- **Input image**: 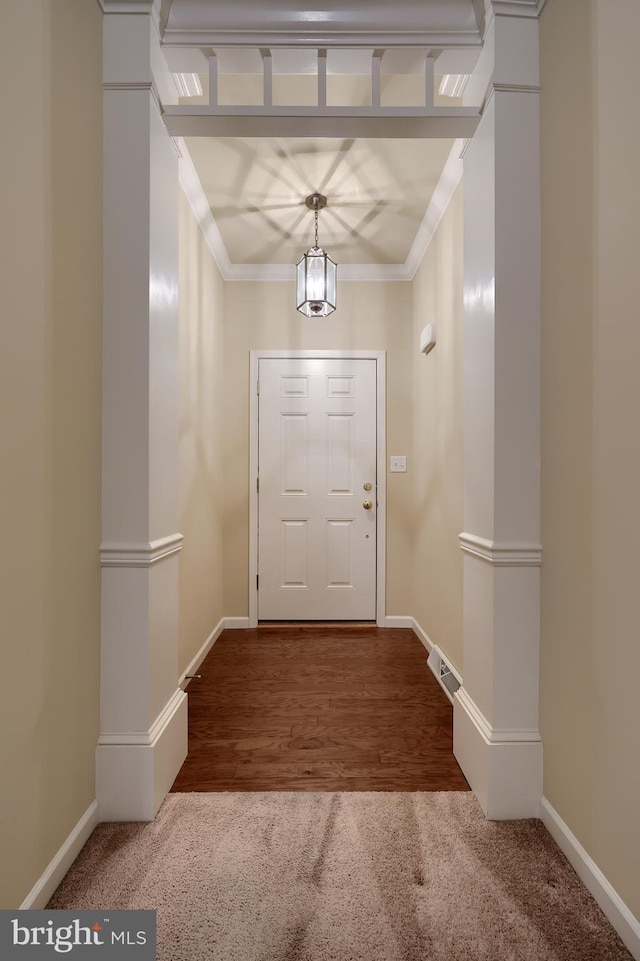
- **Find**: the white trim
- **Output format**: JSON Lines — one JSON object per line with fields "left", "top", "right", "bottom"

{"left": 162, "top": 30, "right": 483, "bottom": 49}
{"left": 224, "top": 617, "right": 251, "bottom": 629}
{"left": 99, "top": 532, "right": 184, "bottom": 567}
{"left": 178, "top": 139, "right": 232, "bottom": 277}
{"left": 491, "top": 0, "right": 542, "bottom": 17}
{"left": 456, "top": 687, "right": 541, "bottom": 743}
{"left": 405, "top": 139, "right": 465, "bottom": 279}
{"left": 180, "top": 143, "right": 410, "bottom": 284}
{"left": 180, "top": 618, "right": 225, "bottom": 689}
{"left": 410, "top": 618, "right": 434, "bottom": 653}
{"left": 249, "top": 350, "right": 386, "bottom": 629}
{"left": 98, "top": 688, "right": 185, "bottom": 746}
{"left": 454, "top": 690, "right": 542, "bottom": 819}
{"left": 492, "top": 82, "right": 541, "bottom": 94}
{"left": 102, "top": 81, "right": 154, "bottom": 91}
{"left": 96, "top": 691, "right": 187, "bottom": 821}
{"left": 98, "top": 0, "right": 154, "bottom": 11}
{"left": 539, "top": 798, "right": 640, "bottom": 961}
{"left": 384, "top": 616, "right": 414, "bottom": 629}
{"left": 163, "top": 109, "right": 478, "bottom": 147}
{"left": 459, "top": 531, "right": 542, "bottom": 566}
{"left": 176, "top": 136, "right": 464, "bottom": 284}
{"left": 20, "top": 801, "right": 99, "bottom": 909}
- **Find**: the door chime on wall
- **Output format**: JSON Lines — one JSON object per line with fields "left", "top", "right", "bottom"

{"left": 296, "top": 193, "right": 337, "bottom": 317}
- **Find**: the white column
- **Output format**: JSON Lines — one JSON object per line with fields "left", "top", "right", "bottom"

{"left": 455, "top": 7, "right": 543, "bottom": 818}
{"left": 97, "top": 7, "right": 186, "bottom": 820}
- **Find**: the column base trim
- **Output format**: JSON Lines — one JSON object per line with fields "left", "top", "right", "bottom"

{"left": 454, "top": 688, "right": 542, "bottom": 819}
{"left": 96, "top": 690, "right": 187, "bottom": 821}
{"left": 540, "top": 797, "right": 640, "bottom": 961}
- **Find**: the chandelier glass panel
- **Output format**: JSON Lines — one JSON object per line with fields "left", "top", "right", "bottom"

{"left": 296, "top": 193, "right": 337, "bottom": 317}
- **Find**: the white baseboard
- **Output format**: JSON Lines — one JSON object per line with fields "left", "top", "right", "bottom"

{"left": 453, "top": 689, "right": 542, "bottom": 819}
{"left": 409, "top": 617, "right": 434, "bottom": 652}
{"left": 96, "top": 689, "right": 187, "bottom": 821}
{"left": 224, "top": 617, "right": 250, "bottom": 629}
{"left": 539, "top": 797, "right": 640, "bottom": 961}
{"left": 180, "top": 618, "right": 225, "bottom": 689}
{"left": 384, "top": 615, "right": 414, "bottom": 629}
{"left": 20, "top": 800, "right": 99, "bottom": 909}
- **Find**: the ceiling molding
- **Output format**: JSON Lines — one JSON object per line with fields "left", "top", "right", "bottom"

{"left": 177, "top": 137, "right": 462, "bottom": 284}
{"left": 490, "top": 0, "right": 543, "bottom": 17}
{"left": 178, "top": 140, "right": 413, "bottom": 284}
{"left": 177, "top": 138, "right": 233, "bottom": 278}
{"left": 98, "top": 0, "right": 155, "bottom": 12}
{"left": 472, "top": 0, "right": 488, "bottom": 35}
{"left": 405, "top": 138, "right": 464, "bottom": 280}
{"left": 476, "top": 0, "right": 544, "bottom": 37}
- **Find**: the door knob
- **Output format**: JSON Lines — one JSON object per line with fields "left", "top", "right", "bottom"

{"left": 363, "top": 500, "right": 373, "bottom": 510}
{"left": 363, "top": 482, "right": 372, "bottom": 491}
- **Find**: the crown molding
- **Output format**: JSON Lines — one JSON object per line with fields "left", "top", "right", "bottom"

{"left": 178, "top": 137, "right": 461, "bottom": 284}
{"left": 490, "top": 0, "right": 542, "bottom": 16}
{"left": 476, "top": 0, "right": 546, "bottom": 38}
{"left": 177, "top": 138, "right": 233, "bottom": 277}
{"left": 405, "top": 138, "right": 464, "bottom": 280}
{"left": 98, "top": 0, "right": 155, "bottom": 11}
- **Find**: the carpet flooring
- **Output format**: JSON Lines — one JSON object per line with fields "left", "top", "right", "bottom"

{"left": 49, "top": 792, "right": 633, "bottom": 961}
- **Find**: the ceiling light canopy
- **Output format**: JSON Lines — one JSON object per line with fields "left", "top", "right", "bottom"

{"left": 296, "top": 193, "right": 337, "bottom": 318}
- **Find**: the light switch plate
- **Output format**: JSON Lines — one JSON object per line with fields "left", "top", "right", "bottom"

{"left": 390, "top": 455, "right": 407, "bottom": 472}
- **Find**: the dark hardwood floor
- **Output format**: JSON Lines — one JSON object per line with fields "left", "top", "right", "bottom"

{"left": 170, "top": 624, "right": 470, "bottom": 792}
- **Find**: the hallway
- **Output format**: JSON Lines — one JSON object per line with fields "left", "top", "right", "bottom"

{"left": 171, "top": 626, "right": 470, "bottom": 792}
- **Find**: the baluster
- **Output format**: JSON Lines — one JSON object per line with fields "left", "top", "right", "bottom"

{"left": 208, "top": 50, "right": 218, "bottom": 107}
{"left": 317, "top": 49, "right": 327, "bottom": 107}
{"left": 260, "top": 48, "right": 273, "bottom": 107}
{"left": 424, "top": 51, "right": 435, "bottom": 107}
{"left": 372, "top": 50, "right": 384, "bottom": 108}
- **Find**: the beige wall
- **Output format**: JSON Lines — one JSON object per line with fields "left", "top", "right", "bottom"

{"left": 222, "top": 282, "right": 414, "bottom": 617}
{"left": 178, "top": 193, "right": 226, "bottom": 673}
{"left": 411, "top": 187, "right": 464, "bottom": 673}
{"left": 0, "top": 1, "right": 102, "bottom": 908}
{"left": 540, "top": 0, "right": 640, "bottom": 920}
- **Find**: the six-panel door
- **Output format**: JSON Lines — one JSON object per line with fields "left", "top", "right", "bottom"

{"left": 258, "top": 357, "right": 377, "bottom": 620}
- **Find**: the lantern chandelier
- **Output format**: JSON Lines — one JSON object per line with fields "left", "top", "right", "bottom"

{"left": 296, "top": 193, "right": 337, "bottom": 317}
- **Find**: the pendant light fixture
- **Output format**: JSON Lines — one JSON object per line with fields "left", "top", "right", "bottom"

{"left": 296, "top": 193, "right": 337, "bottom": 317}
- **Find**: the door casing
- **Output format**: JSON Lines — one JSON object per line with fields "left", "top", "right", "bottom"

{"left": 249, "top": 349, "right": 386, "bottom": 628}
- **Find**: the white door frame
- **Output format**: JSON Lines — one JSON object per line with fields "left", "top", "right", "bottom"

{"left": 249, "top": 349, "right": 387, "bottom": 628}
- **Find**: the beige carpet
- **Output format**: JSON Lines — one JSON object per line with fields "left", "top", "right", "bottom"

{"left": 49, "top": 792, "right": 632, "bottom": 961}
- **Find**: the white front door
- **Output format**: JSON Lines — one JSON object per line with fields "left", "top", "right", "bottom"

{"left": 258, "top": 357, "right": 378, "bottom": 620}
